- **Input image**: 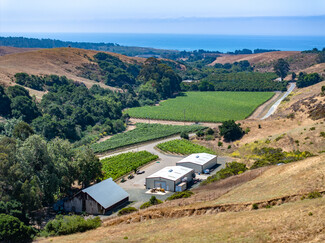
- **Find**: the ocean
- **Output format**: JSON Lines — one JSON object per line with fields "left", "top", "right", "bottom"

{"left": 2, "top": 33, "right": 325, "bottom": 52}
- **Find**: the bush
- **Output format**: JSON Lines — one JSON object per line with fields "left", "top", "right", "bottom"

{"left": 0, "top": 214, "right": 35, "bottom": 243}
{"left": 320, "top": 132, "right": 325, "bottom": 138}
{"left": 140, "top": 196, "right": 162, "bottom": 209}
{"left": 252, "top": 204, "right": 258, "bottom": 210}
{"left": 42, "top": 215, "right": 101, "bottom": 236}
{"left": 205, "top": 128, "right": 214, "bottom": 135}
{"left": 202, "top": 162, "right": 247, "bottom": 185}
{"left": 180, "top": 131, "right": 189, "bottom": 140}
{"left": 218, "top": 141, "right": 223, "bottom": 147}
{"left": 118, "top": 207, "right": 138, "bottom": 216}
{"left": 307, "top": 191, "right": 322, "bottom": 199}
{"left": 165, "top": 191, "right": 194, "bottom": 201}
{"left": 196, "top": 130, "right": 204, "bottom": 137}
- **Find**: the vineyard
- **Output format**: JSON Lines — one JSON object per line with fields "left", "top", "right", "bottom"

{"left": 156, "top": 139, "right": 215, "bottom": 155}
{"left": 125, "top": 91, "right": 274, "bottom": 122}
{"left": 101, "top": 151, "right": 158, "bottom": 180}
{"left": 92, "top": 123, "right": 205, "bottom": 153}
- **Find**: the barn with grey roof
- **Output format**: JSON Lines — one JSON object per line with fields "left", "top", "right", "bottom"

{"left": 64, "top": 178, "right": 129, "bottom": 215}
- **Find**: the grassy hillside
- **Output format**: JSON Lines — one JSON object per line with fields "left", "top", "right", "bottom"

{"left": 0, "top": 47, "right": 144, "bottom": 98}
{"left": 126, "top": 91, "right": 274, "bottom": 122}
{"left": 40, "top": 197, "right": 325, "bottom": 242}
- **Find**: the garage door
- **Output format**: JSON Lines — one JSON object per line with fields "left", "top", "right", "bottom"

{"left": 154, "top": 181, "right": 167, "bottom": 190}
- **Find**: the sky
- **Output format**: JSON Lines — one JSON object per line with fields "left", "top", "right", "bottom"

{"left": 1, "top": 0, "right": 325, "bottom": 35}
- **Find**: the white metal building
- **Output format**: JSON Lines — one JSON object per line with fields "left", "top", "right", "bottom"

{"left": 176, "top": 153, "right": 217, "bottom": 173}
{"left": 146, "top": 166, "right": 194, "bottom": 192}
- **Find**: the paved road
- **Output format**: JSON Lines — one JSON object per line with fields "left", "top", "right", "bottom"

{"left": 261, "top": 82, "right": 296, "bottom": 120}
{"left": 99, "top": 135, "right": 233, "bottom": 206}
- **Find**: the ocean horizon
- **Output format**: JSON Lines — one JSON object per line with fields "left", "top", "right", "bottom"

{"left": 2, "top": 33, "right": 325, "bottom": 52}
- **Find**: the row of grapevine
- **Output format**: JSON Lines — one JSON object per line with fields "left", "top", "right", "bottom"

{"left": 156, "top": 139, "right": 215, "bottom": 155}
{"left": 92, "top": 123, "right": 205, "bottom": 153}
{"left": 101, "top": 151, "right": 159, "bottom": 180}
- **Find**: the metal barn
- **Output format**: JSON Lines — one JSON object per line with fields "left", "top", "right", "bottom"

{"left": 145, "top": 166, "right": 194, "bottom": 192}
{"left": 176, "top": 153, "right": 217, "bottom": 173}
{"left": 64, "top": 178, "right": 129, "bottom": 215}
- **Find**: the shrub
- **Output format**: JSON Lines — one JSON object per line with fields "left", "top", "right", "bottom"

{"left": 118, "top": 207, "right": 138, "bottom": 216}
{"left": 0, "top": 214, "right": 35, "bottom": 243}
{"left": 218, "top": 141, "right": 223, "bottom": 147}
{"left": 227, "top": 145, "right": 231, "bottom": 149}
{"left": 205, "top": 128, "right": 214, "bottom": 135}
{"left": 307, "top": 191, "right": 322, "bottom": 199}
{"left": 310, "top": 127, "right": 316, "bottom": 131}
{"left": 140, "top": 196, "right": 162, "bottom": 209}
{"left": 202, "top": 162, "right": 247, "bottom": 185}
{"left": 205, "top": 135, "right": 214, "bottom": 141}
{"left": 180, "top": 131, "right": 189, "bottom": 140}
{"left": 287, "top": 113, "right": 295, "bottom": 119}
{"left": 252, "top": 204, "right": 258, "bottom": 210}
{"left": 320, "top": 132, "right": 325, "bottom": 138}
{"left": 196, "top": 130, "right": 204, "bottom": 137}
{"left": 42, "top": 215, "right": 101, "bottom": 236}
{"left": 166, "top": 191, "right": 194, "bottom": 201}
{"left": 244, "top": 127, "right": 250, "bottom": 134}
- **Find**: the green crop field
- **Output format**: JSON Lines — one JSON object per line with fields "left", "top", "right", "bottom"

{"left": 125, "top": 91, "right": 274, "bottom": 122}
{"left": 156, "top": 139, "right": 215, "bottom": 155}
{"left": 92, "top": 123, "right": 205, "bottom": 153}
{"left": 101, "top": 151, "right": 158, "bottom": 180}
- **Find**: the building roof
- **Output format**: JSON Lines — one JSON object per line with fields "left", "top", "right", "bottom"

{"left": 82, "top": 178, "right": 129, "bottom": 209}
{"left": 147, "top": 166, "right": 193, "bottom": 181}
{"left": 177, "top": 153, "right": 216, "bottom": 166}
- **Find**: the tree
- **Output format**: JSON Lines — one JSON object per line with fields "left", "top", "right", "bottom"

{"left": 13, "top": 122, "right": 34, "bottom": 141}
{"left": 0, "top": 214, "right": 35, "bottom": 243}
{"left": 0, "top": 85, "right": 11, "bottom": 116}
{"left": 180, "top": 131, "right": 189, "bottom": 140}
{"left": 291, "top": 72, "right": 296, "bottom": 81}
{"left": 10, "top": 96, "right": 40, "bottom": 123}
{"left": 219, "top": 120, "right": 244, "bottom": 141}
{"left": 273, "top": 58, "right": 290, "bottom": 79}
{"left": 75, "top": 147, "right": 102, "bottom": 188}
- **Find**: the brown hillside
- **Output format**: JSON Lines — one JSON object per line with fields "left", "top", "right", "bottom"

{"left": 210, "top": 51, "right": 317, "bottom": 73}
{"left": 0, "top": 46, "right": 41, "bottom": 56}
{"left": 210, "top": 51, "right": 299, "bottom": 65}
{"left": 0, "top": 47, "right": 145, "bottom": 98}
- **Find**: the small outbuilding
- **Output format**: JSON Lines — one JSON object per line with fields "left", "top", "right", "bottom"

{"left": 64, "top": 178, "right": 129, "bottom": 215}
{"left": 146, "top": 166, "right": 194, "bottom": 192}
{"left": 176, "top": 153, "right": 217, "bottom": 173}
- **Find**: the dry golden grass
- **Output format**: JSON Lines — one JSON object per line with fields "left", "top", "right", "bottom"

{"left": 210, "top": 51, "right": 299, "bottom": 66}
{"left": 215, "top": 155, "right": 325, "bottom": 204}
{"left": 0, "top": 46, "right": 41, "bottom": 56}
{"left": 0, "top": 47, "right": 145, "bottom": 98}
{"left": 38, "top": 197, "right": 325, "bottom": 243}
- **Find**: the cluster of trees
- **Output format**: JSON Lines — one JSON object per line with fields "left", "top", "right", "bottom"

{"left": 0, "top": 134, "right": 102, "bottom": 241}
{"left": 296, "top": 72, "right": 323, "bottom": 88}
{"left": 273, "top": 58, "right": 290, "bottom": 79}
{"left": 14, "top": 73, "right": 70, "bottom": 91}
{"left": 0, "top": 85, "right": 40, "bottom": 123}
{"left": 137, "top": 57, "right": 182, "bottom": 103}
{"left": 227, "top": 48, "right": 279, "bottom": 55}
{"left": 214, "top": 60, "right": 253, "bottom": 72}
{"left": 93, "top": 52, "right": 140, "bottom": 87}
{"left": 0, "top": 82, "right": 129, "bottom": 142}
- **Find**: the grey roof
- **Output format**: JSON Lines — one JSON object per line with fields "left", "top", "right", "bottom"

{"left": 82, "top": 178, "right": 129, "bottom": 209}
{"left": 177, "top": 153, "right": 216, "bottom": 166}
{"left": 147, "top": 166, "right": 194, "bottom": 181}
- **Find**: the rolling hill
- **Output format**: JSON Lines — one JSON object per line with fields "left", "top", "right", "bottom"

{"left": 210, "top": 51, "right": 318, "bottom": 73}
{"left": 0, "top": 47, "right": 145, "bottom": 98}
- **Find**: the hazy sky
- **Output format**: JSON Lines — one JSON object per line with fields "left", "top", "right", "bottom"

{"left": 1, "top": 0, "right": 325, "bottom": 34}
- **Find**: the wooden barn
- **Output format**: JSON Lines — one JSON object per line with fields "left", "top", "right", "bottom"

{"left": 64, "top": 178, "right": 129, "bottom": 215}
